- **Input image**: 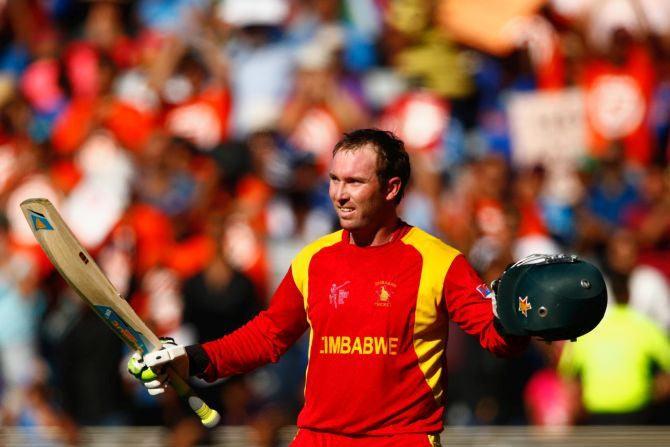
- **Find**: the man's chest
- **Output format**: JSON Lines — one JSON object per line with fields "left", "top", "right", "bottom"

{"left": 305, "top": 250, "right": 425, "bottom": 335}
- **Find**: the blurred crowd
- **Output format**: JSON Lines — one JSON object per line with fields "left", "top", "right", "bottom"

{"left": 1, "top": 0, "right": 670, "bottom": 445}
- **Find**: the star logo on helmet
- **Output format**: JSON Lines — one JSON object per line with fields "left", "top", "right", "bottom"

{"left": 518, "top": 296, "right": 532, "bottom": 317}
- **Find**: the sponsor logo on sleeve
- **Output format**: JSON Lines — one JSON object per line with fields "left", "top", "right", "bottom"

{"left": 476, "top": 283, "right": 494, "bottom": 299}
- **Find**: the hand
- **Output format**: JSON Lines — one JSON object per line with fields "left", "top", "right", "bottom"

{"left": 127, "top": 337, "right": 189, "bottom": 395}
{"left": 489, "top": 279, "right": 500, "bottom": 318}
{"left": 127, "top": 350, "right": 167, "bottom": 396}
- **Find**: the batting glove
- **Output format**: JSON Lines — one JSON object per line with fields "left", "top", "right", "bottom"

{"left": 489, "top": 279, "right": 500, "bottom": 318}
{"left": 127, "top": 337, "right": 188, "bottom": 395}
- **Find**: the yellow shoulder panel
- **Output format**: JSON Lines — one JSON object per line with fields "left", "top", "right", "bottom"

{"left": 291, "top": 230, "right": 343, "bottom": 306}
{"left": 401, "top": 227, "right": 461, "bottom": 404}
{"left": 291, "top": 230, "right": 342, "bottom": 396}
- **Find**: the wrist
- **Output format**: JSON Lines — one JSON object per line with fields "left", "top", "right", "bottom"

{"left": 493, "top": 317, "right": 509, "bottom": 337}
{"left": 185, "top": 344, "right": 212, "bottom": 376}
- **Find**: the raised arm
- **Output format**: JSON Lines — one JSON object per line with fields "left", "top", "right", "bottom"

{"left": 443, "top": 255, "right": 528, "bottom": 357}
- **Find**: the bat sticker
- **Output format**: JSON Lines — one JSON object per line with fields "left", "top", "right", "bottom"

{"left": 29, "top": 211, "right": 54, "bottom": 231}
{"left": 95, "top": 305, "right": 150, "bottom": 353}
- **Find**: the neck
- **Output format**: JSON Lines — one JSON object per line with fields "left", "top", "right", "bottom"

{"left": 348, "top": 215, "right": 402, "bottom": 247}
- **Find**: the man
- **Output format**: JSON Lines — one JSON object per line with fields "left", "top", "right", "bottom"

{"left": 559, "top": 231, "right": 670, "bottom": 424}
{"left": 130, "top": 129, "right": 528, "bottom": 446}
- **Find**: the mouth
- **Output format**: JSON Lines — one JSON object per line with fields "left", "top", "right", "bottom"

{"left": 337, "top": 206, "right": 355, "bottom": 218}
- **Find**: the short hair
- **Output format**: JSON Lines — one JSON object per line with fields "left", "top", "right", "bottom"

{"left": 332, "top": 129, "right": 411, "bottom": 204}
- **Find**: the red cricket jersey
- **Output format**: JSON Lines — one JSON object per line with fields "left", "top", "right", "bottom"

{"left": 201, "top": 224, "right": 526, "bottom": 439}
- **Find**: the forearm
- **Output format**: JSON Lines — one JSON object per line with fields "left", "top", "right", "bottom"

{"left": 188, "top": 268, "right": 308, "bottom": 381}
{"left": 486, "top": 319, "right": 530, "bottom": 357}
{"left": 186, "top": 344, "right": 211, "bottom": 376}
{"left": 186, "top": 321, "right": 285, "bottom": 381}
{"left": 198, "top": 312, "right": 305, "bottom": 380}
{"left": 444, "top": 255, "right": 529, "bottom": 357}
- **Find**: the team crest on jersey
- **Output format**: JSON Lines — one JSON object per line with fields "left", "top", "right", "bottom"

{"left": 329, "top": 281, "right": 351, "bottom": 308}
{"left": 374, "top": 280, "right": 396, "bottom": 308}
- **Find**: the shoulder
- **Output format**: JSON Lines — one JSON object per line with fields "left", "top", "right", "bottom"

{"left": 291, "top": 230, "right": 344, "bottom": 275}
{"left": 626, "top": 307, "right": 666, "bottom": 334}
{"left": 400, "top": 227, "right": 461, "bottom": 262}
{"left": 400, "top": 227, "right": 464, "bottom": 286}
{"left": 294, "top": 230, "right": 344, "bottom": 261}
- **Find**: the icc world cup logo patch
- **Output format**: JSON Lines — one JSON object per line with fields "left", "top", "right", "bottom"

{"left": 329, "top": 281, "right": 351, "bottom": 309}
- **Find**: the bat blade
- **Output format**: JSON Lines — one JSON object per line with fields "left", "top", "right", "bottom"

{"left": 20, "top": 198, "right": 158, "bottom": 354}
{"left": 20, "top": 198, "right": 220, "bottom": 427}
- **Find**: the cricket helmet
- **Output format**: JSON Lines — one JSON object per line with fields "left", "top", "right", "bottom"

{"left": 494, "top": 254, "right": 607, "bottom": 341}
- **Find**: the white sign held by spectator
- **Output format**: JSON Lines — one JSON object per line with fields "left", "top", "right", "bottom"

{"left": 508, "top": 88, "right": 586, "bottom": 167}
{"left": 508, "top": 88, "right": 586, "bottom": 204}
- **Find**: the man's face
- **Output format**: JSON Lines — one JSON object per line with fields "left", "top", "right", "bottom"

{"left": 329, "top": 145, "right": 391, "bottom": 232}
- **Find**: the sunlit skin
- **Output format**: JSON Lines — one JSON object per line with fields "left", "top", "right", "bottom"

{"left": 328, "top": 145, "right": 402, "bottom": 246}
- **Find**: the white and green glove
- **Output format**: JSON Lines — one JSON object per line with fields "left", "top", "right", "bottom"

{"left": 127, "top": 337, "right": 190, "bottom": 396}
{"left": 489, "top": 279, "right": 499, "bottom": 318}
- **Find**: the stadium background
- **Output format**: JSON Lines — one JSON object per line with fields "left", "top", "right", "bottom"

{"left": 1, "top": 0, "right": 670, "bottom": 445}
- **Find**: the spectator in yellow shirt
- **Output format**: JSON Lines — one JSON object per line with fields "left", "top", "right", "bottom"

{"left": 559, "top": 231, "right": 670, "bottom": 424}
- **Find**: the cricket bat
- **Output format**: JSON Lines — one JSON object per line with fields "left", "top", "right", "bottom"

{"left": 20, "top": 198, "right": 220, "bottom": 428}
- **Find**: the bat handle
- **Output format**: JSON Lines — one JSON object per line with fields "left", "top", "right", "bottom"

{"left": 167, "top": 368, "right": 221, "bottom": 428}
{"left": 187, "top": 395, "right": 221, "bottom": 428}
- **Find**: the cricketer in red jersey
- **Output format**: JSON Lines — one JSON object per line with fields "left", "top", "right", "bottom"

{"left": 130, "top": 129, "right": 529, "bottom": 447}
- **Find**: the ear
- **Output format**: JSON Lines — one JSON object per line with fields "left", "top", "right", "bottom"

{"left": 384, "top": 177, "right": 402, "bottom": 202}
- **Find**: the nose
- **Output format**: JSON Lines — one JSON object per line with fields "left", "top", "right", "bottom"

{"left": 331, "top": 181, "right": 350, "bottom": 204}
